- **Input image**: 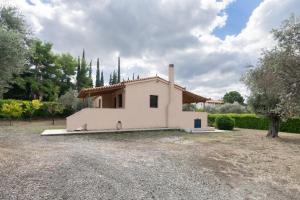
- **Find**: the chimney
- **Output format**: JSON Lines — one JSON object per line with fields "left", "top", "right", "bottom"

{"left": 168, "top": 64, "right": 174, "bottom": 84}
{"left": 167, "top": 64, "right": 174, "bottom": 128}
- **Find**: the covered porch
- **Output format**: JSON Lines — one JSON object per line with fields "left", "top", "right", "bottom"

{"left": 182, "top": 90, "right": 208, "bottom": 110}
{"left": 78, "top": 84, "right": 126, "bottom": 109}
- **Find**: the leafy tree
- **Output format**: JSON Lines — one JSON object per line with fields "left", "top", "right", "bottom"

{"left": 4, "top": 40, "right": 60, "bottom": 101}
{"left": 58, "top": 89, "right": 81, "bottom": 112}
{"left": 29, "top": 40, "right": 59, "bottom": 100}
{"left": 223, "top": 91, "right": 244, "bottom": 104}
{"left": 55, "top": 53, "right": 77, "bottom": 96}
{"left": 1, "top": 101, "right": 22, "bottom": 125}
{"left": 45, "top": 102, "right": 64, "bottom": 125}
{"left": 23, "top": 99, "right": 42, "bottom": 121}
{"left": 218, "top": 102, "right": 248, "bottom": 114}
{"left": 0, "top": 7, "right": 29, "bottom": 98}
{"left": 243, "top": 15, "right": 300, "bottom": 138}
{"left": 95, "top": 58, "right": 101, "bottom": 87}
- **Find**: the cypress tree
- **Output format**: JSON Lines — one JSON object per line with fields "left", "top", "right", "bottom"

{"left": 117, "top": 57, "right": 120, "bottom": 83}
{"left": 95, "top": 58, "right": 101, "bottom": 87}
{"left": 109, "top": 73, "right": 112, "bottom": 85}
{"left": 76, "top": 56, "right": 80, "bottom": 91}
{"left": 89, "top": 60, "right": 92, "bottom": 79}
{"left": 112, "top": 70, "right": 117, "bottom": 84}
{"left": 132, "top": 73, "right": 135, "bottom": 80}
{"left": 77, "top": 49, "right": 90, "bottom": 91}
{"left": 100, "top": 70, "right": 104, "bottom": 86}
{"left": 89, "top": 60, "right": 93, "bottom": 87}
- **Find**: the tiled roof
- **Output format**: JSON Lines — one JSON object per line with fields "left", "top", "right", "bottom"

{"left": 78, "top": 76, "right": 208, "bottom": 103}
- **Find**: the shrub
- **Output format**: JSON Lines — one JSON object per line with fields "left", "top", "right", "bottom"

{"left": 22, "top": 100, "right": 42, "bottom": 120}
{"left": 0, "top": 99, "right": 69, "bottom": 120}
{"left": 215, "top": 116, "right": 235, "bottom": 130}
{"left": 1, "top": 102, "right": 23, "bottom": 125}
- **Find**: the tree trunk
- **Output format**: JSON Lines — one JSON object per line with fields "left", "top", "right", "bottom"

{"left": 52, "top": 117, "right": 55, "bottom": 125}
{"left": 267, "top": 115, "right": 280, "bottom": 138}
{"left": 9, "top": 119, "right": 12, "bottom": 126}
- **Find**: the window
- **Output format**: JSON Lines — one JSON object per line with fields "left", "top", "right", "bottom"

{"left": 150, "top": 95, "right": 158, "bottom": 108}
{"left": 118, "top": 94, "right": 123, "bottom": 107}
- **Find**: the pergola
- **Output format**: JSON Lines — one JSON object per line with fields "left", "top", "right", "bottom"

{"left": 182, "top": 90, "right": 208, "bottom": 104}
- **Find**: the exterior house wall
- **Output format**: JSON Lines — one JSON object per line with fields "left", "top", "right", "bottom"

{"left": 67, "top": 79, "right": 210, "bottom": 131}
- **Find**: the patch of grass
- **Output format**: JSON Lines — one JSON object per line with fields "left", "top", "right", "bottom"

{"left": 0, "top": 119, "right": 66, "bottom": 134}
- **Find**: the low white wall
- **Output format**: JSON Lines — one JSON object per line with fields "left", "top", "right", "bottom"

{"left": 67, "top": 108, "right": 168, "bottom": 131}
{"left": 66, "top": 108, "right": 208, "bottom": 131}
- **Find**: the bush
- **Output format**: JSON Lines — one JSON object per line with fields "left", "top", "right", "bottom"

{"left": 1, "top": 101, "right": 23, "bottom": 125}
{"left": 215, "top": 116, "right": 235, "bottom": 130}
{"left": 0, "top": 99, "right": 67, "bottom": 120}
{"left": 22, "top": 100, "right": 42, "bottom": 120}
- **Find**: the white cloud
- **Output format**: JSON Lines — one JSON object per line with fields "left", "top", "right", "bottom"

{"left": 3, "top": 0, "right": 300, "bottom": 99}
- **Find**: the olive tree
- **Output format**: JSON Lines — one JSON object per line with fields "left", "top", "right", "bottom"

{"left": 0, "top": 7, "right": 30, "bottom": 98}
{"left": 243, "top": 15, "right": 300, "bottom": 137}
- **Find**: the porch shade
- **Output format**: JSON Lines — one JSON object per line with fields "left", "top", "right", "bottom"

{"left": 182, "top": 90, "right": 208, "bottom": 104}
{"left": 78, "top": 83, "right": 125, "bottom": 98}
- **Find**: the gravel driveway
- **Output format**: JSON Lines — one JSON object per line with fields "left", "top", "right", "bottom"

{"left": 0, "top": 121, "right": 300, "bottom": 200}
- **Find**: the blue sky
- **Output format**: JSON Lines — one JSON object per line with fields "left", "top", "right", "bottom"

{"left": 214, "top": 0, "right": 262, "bottom": 39}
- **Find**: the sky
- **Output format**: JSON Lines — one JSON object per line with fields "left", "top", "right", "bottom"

{"left": 3, "top": 0, "right": 300, "bottom": 99}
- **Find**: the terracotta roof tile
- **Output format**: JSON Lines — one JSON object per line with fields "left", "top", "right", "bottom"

{"left": 78, "top": 76, "right": 208, "bottom": 103}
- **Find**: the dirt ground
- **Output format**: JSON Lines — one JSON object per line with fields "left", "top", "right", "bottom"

{"left": 0, "top": 120, "right": 299, "bottom": 200}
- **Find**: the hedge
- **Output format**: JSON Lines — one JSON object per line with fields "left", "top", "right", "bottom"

{"left": 208, "top": 114, "right": 300, "bottom": 133}
{"left": 0, "top": 99, "right": 71, "bottom": 119}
